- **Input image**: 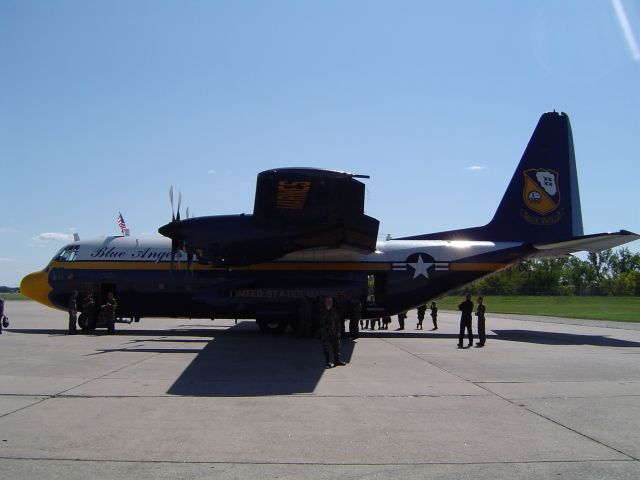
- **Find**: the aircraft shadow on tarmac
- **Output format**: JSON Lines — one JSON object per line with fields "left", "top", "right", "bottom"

{"left": 167, "top": 324, "right": 355, "bottom": 397}
{"left": 78, "top": 321, "right": 356, "bottom": 397}
{"left": 493, "top": 329, "right": 640, "bottom": 347}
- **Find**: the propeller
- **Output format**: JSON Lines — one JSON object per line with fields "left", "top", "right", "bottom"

{"left": 167, "top": 186, "right": 181, "bottom": 272}
{"left": 169, "top": 186, "right": 175, "bottom": 221}
{"left": 164, "top": 186, "right": 193, "bottom": 274}
{"left": 176, "top": 190, "right": 182, "bottom": 221}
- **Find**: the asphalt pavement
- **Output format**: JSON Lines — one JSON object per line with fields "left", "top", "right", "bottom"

{"left": 1, "top": 301, "right": 639, "bottom": 479}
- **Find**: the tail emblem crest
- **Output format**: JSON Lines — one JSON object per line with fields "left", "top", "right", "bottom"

{"left": 523, "top": 169, "right": 560, "bottom": 215}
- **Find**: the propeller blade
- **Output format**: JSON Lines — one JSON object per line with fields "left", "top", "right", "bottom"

{"left": 176, "top": 190, "right": 182, "bottom": 221}
{"left": 169, "top": 186, "right": 175, "bottom": 222}
{"left": 186, "top": 206, "right": 190, "bottom": 220}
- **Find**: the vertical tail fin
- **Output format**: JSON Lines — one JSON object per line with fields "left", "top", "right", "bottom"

{"left": 485, "top": 111, "right": 583, "bottom": 242}
{"left": 402, "top": 112, "right": 584, "bottom": 243}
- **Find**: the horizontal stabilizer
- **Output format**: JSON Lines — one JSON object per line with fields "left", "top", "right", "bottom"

{"left": 532, "top": 230, "right": 640, "bottom": 257}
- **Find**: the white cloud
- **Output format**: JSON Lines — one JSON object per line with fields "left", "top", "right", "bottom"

{"left": 612, "top": 0, "right": 640, "bottom": 61}
{"left": 0, "top": 257, "right": 15, "bottom": 262}
{"left": 467, "top": 165, "right": 485, "bottom": 171}
{"left": 31, "top": 232, "right": 74, "bottom": 246}
{"left": 208, "top": 169, "right": 217, "bottom": 175}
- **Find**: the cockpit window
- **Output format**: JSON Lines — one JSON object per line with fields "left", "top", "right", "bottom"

{"left": 55, "top": 245, "right": 79, "bottom": 262}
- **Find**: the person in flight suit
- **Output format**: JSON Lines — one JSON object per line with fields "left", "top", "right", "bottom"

{"left": 101, "top": 292, "right": 118, "bottom": 334}
{"left": 475, "top": 296, "right": 486, "bottom": 347}
{"left": 430, "top": 301, "right": 438, "bottom": 330}
{"left": 68, "top": 290, "right": 78, "bottom": 335}
{"left": 416, "top": 304, "right": 427, "bottom": 330}
{"left": 457, "top": 293, "right": 474, "bottom": 348}
{"left": 81, "top": 292, "right": 96, "bottom": 331}
{"left": 397, "top": 311, "right": 407, "bottom": 330}
{"left": 348, "top": 298, "right": 362, "bottom": 340}
{"left": 320, "top": 296, "right": 346, "bottom": 368}
{"left": 0, "top": 297, "right": 5, "bottom": 334}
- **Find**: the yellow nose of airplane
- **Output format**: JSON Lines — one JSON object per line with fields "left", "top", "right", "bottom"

{"left": 20, "top": 271, "right": 54, "bottom": 308}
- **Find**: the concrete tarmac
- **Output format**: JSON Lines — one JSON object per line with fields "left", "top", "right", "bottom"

{"left": 1, "top": 301, "right": 639, "bottom": 479}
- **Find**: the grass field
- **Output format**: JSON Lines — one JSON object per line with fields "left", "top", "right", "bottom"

{"left": 436, "top": 295, "right": 640, "bottom": 322}
{"left": 3, "top": 293, "right": 639, "bottom": 322}
{"left": 0, "top": 293, "right": 27, "bottom": 301}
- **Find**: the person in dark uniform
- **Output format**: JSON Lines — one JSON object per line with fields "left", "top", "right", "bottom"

{"left": 101, "top": 292, "right": 118, "bottom": 334}
{"left": 68, "top": 290, "right": 78, "bottom": 334}
{"left": 369, "top": 318, "right": 379, "bottom": 330}
{"left": 81, "top": 292, "right": 95, "bottom": 331}
{"left": 430, "top": 301, "right": 438, "bottom": 330}
{"left": 397, "top": 311, "right": 407, "bottom": 330}
{"left": 320, "top": 296, "right": 345, "bottom": 368}
{"left": 475, "top": 296, "right": 486, "bottom": 347}
{"left": 335, "top": 297, "right": 348, "bottom": 337}
{"left": 416, "top": 304, "right": 427, "bottom": 330}
{"left": 0, "top": 297, "right": 5, "bottom": 334}
{"left": 348, "top": 298, "right": 362, "bottom": 340}
{"left": 457, "top": 293, "right": 474, "bottom": 348}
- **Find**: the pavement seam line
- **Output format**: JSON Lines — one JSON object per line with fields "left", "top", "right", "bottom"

{"left": 378, "top": 337, "right": 638, "bottom": 462}
{"left": 0, "top": 336, "right": 195, "bottom": 419}
{"left": 474, "top": 382, "right": 639, "bottom": 462}
{"left": 0, "top": 456, "right": 637, "bottom": 466}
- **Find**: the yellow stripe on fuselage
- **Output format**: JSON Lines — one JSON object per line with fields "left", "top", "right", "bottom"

{"left": 49, "top": 260, "right": 392, "bottom": 272}
{"left": 49, "top": 260, "right": 506, "bottom": 273}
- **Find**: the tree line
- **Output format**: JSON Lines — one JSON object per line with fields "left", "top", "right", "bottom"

{"left": 460, "top": 248, "right": 640, "bottom": 296}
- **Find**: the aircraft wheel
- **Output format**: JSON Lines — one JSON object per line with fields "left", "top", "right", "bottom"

{"left": 256, "top": 318, "right": 287, "bottom": 334}
{"left": 78, "top": 313, "right": 89, "bottom": 332}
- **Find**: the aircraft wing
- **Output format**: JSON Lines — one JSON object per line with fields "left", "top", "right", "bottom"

{"left": 531, "top": 230, "right": 640, "bottom": 257}
{"left": 158, "top": 168, "right": 379, "bottom": 266}
{"left": 253, "top": 168, "right": 380, "bottom": 251}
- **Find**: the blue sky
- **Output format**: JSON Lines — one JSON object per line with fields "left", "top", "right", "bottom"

{"left": 1, "top": 0, "right": 639, "bottom": 286}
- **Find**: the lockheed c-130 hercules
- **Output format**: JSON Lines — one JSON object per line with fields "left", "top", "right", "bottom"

{"left": 21, "top": 112, "right": 639, "bottom": 333}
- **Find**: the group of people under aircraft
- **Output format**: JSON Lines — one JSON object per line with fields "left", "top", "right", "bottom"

{"left": 67, "top": 290, "right": 118, "bottom": 335}
{"left": 360, "top": 301, "right": 439, "bottom": 331}
{"left": 63, "top": 288, "right": 486, "bottom": 368}
{"left": 307, "top": 293, "right": 488, "bottom": 369}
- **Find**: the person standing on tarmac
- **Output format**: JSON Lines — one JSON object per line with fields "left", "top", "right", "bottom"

{"left": 349, "top": 298, "right": 361, "bottom": 340}
{"left": 101, "top": 292, "right": 118, "bottom": 334}
{"left": 82, "top": 293, "right": 95, "bottom": 331}
{"left": 0, "top": 297, "right": 5, "bottom": 334}
{"left": 416, "top": 304, "right": 426, "bottom": 330}
{"left": 397, "top": 311, "right": 407, "bottom": 330}
{"left": 430, "top": 301, "right": 438, "bottom": 330}
{"left": 475, "top": 297, "right": 486, "bottom": 347}
{"left": 458, "top": 293, "right": 474, "bottom": 348}
{"left": 320, "top": 296, "right": 346, "bottom": 368}
{"left": 68, "top": 290, "right": 78, "bottom": 335}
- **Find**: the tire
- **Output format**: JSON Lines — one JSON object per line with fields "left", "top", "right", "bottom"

{"left": 78, "top": 313, "right": 89, "bottom": 332}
